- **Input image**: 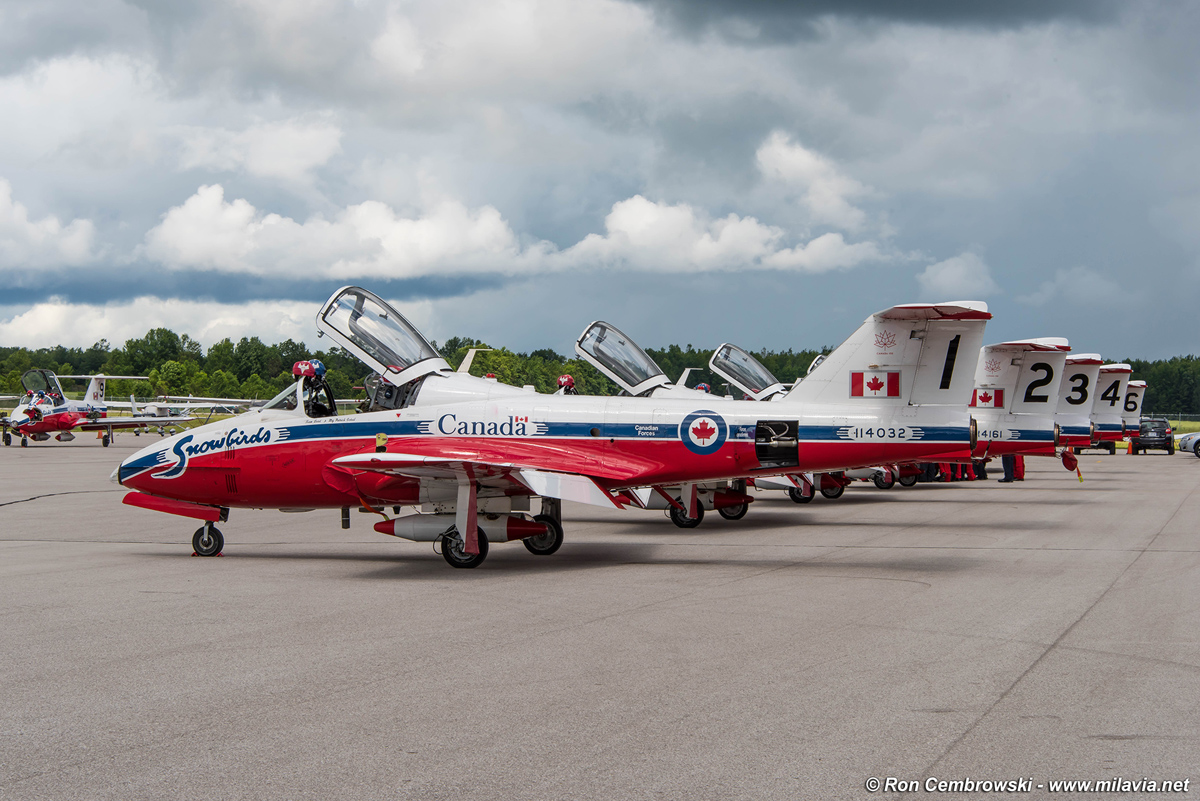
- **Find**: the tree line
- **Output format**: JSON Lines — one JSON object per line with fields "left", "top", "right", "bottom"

{"left": 2, "top": 329, "right": 1191, "bottom": 413}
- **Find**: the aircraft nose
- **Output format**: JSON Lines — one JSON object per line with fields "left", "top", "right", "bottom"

{"left": 110, "top": 465, "right": 122, "bottom": 485}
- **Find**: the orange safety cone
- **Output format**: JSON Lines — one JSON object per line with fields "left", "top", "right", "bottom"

{"left": 1126, "top": 440, "right": 1133, "bottom": 454}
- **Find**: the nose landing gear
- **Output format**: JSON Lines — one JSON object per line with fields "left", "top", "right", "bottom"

{"left": 192, "top": 523, "right": 224, "bottom": 557}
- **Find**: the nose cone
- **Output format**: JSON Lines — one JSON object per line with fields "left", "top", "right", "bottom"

{"left": 117, "top": 435, "right": 176, "bottom": 491}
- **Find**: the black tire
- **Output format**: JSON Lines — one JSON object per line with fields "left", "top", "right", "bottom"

{"left": 1168, "top": 441, "right": 1175, "bottom": 455}
{"left": 192, "top": 525, "right": 224, "bottom": 557}
{"left": 20, "top": 437, "right": 28, "bottom": 448}
{"left": 873, "top": 472, "right": 895, "bottom": 490}
{"left": 2, "top": 432, "right": 9, "bottom": 446}
{"left": 102, "top": 434, "right": 110, "bottom": 447}
{"left": 1193, "top": 441, "right": 1200, "bottom": 458}
{"left": 669, "top": 503, "right": 704, "bottom": 528}
{"left": 717, "top": 503, "right": 748, "bottom": 520}
{"left": 1107, "top": 443, "right": 1116, "bottom": 454}
{"left": 788, "top": 486, "right": 813, "bottom": 504}
{"left": 442, "top": 527, "right": 488, "bottom": 568}
{"left": 523, "top": 514, "right": 563, "bottom": 555}
{"left": 1131, "top": 445, "right": 1139, "bottom": 455}
{"left": 897, "top": 474, "right": 918, "bottom": 487}
{"left": 820, "top": 484, "right": 845, "bottom": 500}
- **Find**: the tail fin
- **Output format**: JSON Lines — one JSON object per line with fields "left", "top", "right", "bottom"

{"left": 1093, "top": 364, "right": 1132, "bottom": 417}
{"left": 1056, "top": 354, "right": 1103, "bottom": 416}
{"left": 129, "top": 394, "right": 140, "bottom": 415}
{"left": 84, "top": 375, "right": 106, "bottom": 406}
{"left": 972, "top": 338, "right": 1070, "bottom": 414}
{"left": 1123, "top": 380, "right": 1147, "bottom": 429}
{"left": 781, "top": 301, "right": 991, "bottom": 407}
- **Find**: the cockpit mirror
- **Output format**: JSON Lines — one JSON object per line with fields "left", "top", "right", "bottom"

{"left": 315, "top": 286, "right": 451, "bottom": 387}
{"left": 574, "top": 321, "right": 671, "bottom": 396}
{"left": 708, "top": 344, "right": 786, "bottom": 401}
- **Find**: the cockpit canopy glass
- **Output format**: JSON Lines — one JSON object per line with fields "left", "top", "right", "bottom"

{"left": 263, "top": 381, "right": 300, "bottom": 411}
{"left": 319, "top": 288, "right": 439, "bottom": 374}
{"left": 576, "top": 322, "right": 666, "bottom": 390}
{"left": 21, "top": 370, "right": 64, "bottom": 396}
{"left": 711, "top": 345, "right": 780, "bottom": 395}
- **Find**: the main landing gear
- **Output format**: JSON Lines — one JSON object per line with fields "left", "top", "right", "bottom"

{"left": 192, "top": 523, "right": 224, "bottom": 557}
{"left": 441, "top": 527, "right": 488, "bottom": 568}
{"left": 523, "top": 514, "right": 564, "bottom": 555}
{"left": 102, "top": 433, "right": 111, "bottom": 448}
{"left": 2, "top": 431, "right": 10, "bottom": 447}
{"left": 669, "top": 503, "right": 704, "bottom": 528}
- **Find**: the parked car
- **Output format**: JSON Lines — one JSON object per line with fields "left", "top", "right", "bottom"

{"left": 1178, "top": 431, "right": 1200, "bottom": 457}
{"left": 1131, "top": 416, "right": 1174, "bottom": 455}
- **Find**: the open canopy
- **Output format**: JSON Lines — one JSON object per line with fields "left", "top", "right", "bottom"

{"left": 709, "top": 344, "right": 786, "bottom": 400}
{"left": 575, "top": 321, "right": 670, "bottom": 396}
{"left": 316, "top": 286, "right": 450, "bottom": 386}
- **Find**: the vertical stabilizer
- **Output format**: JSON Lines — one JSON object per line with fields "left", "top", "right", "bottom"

{"left": 782, "top": 301, "right": 991, "bottom": 407}
{"left": 1123, "top": 380, "right": 1147, "bottom": 431}
{"left": 973, "top": 339, "right": 1070, "bottom": 415}
{"left": 1056, "top": 354, "right": 1103, "bottom": 417}
{"left": 84, "top": 375, "right": 106, "bottom": 406}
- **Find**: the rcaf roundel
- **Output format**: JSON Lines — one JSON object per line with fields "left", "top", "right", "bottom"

{"left": 679, "top": 410, "right": 727, "bottom": 455}
{"left": 850, "top": 371, "right": 900, "bottom": 397}
{"left": 969, "top": 388, "right": 1004, "bottom": 408}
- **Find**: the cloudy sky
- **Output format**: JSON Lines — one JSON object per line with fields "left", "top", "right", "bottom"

{"left": 0, "top": 0, "right": 1196, "bottom": 359}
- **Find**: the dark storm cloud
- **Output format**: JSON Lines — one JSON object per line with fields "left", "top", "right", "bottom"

{"left": 635, "top": 0, "right": 1121, "bottom": 42}
{"left": 1, "top": 269, "right": 502, "bottom": 308}
{"left": 0, "top": 0, "right": 148, "bottom": 73}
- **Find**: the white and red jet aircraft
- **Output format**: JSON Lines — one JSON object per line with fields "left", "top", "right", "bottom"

{"left": 1091, "top": 364, "right": 1134, "bottom": 445}
{"left": 1, "top": 370, "right": 195, "bottom": 448}
{"left": 116, "top": 287, "right": 989, "bottom": 568}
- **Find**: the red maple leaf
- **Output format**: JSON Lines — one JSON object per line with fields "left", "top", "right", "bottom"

{"left": 691, "top": 419, "right": 717, "bottom": 443}
{"left": 979, "top": 391, "right": 992, "bottom": 404}
{"left": 866, "top": 375, "right": 885, "bottom": 393}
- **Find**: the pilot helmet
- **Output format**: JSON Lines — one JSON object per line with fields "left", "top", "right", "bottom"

{"left": 308, "top": 359, "right": 327, "bottom": 377}
{"left": 557, "top": 374, "right": 575, "bottom": 389}
{"left": 695, "top": 383, "right": 711, "bottom": 393}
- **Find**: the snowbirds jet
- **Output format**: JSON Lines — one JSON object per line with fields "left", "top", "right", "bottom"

{"left": 1, "top": 370, "right": 197, "bottom": 448}
{"left": 116, "top": 286, "right": 989, "bottom": 568}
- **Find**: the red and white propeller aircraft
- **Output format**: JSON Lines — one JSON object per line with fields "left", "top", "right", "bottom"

{"left": 116, "top": 287, "right": 990, "bottom": 568}
{"left": 1, "top": 370, "right": 197, "bottom": 448}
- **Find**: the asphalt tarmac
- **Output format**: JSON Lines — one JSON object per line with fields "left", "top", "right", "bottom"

{"left": 1, "top": 438, "right": 1197, "bottom": 800}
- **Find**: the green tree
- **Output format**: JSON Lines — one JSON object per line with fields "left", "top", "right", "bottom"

{"left": 206, "top": 339, "right": 236, "bottom": 373}
{"left": 158, "top": 360, "right": 187, "bottom": 394}
{"left": 208, "top": 370, "right": 241, "bottom": 398}
{"left": 234, "top": 337, "right": 268, "bottom": 381}
{"left": 240, "top": 373, "right": 271, "bottom": 400}
{"left": 125, "top": 328, "right": 182, "bottom": 374}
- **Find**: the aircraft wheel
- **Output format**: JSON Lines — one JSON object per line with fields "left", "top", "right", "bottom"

{"left": 442, "top": 527, "right": 488, "bottom": 568}
{"left": 787, "top": 486, "right": 813, "bottom": 504}
{"left": 192, "top": 524, "right": 224, "bottom": 557}
{"left": 897, "top": 474, "right": 918, "bottom": 487}
{"left": 669, "top": 504, "right": 704, "bottom": 528}
{"left": 820, "top": 484, "right": 845, "bottom": 500}
{"left": 2, "top": 432, "right": 9, "bottom": 446}
{"left": 523, "top": 514, "right": 564, "bottom": 555}
{"left": 21, "top": 437, "right": 28, "bottom": 448}
{"left": 102, "top": 434, "right": 110, "bottom": 447}
{"left": 717, "top": 503, "right": 748, "bottom": 520}
{"left": 873, "top": 472, "right": 896, "bottom": 490}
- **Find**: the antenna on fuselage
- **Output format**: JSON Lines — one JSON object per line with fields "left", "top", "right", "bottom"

{"left": 457, "top": 348, "right": 493, "bottom": 373}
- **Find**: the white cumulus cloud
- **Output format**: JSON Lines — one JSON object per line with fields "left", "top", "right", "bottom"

{"left": 559, "top": 194, "right": 883, "bottom": 273}
{"left": 916, "top": 252, "right": 1000, "bottom": 299}
{"left": 757, "top": 131, "right": 875, "bottom": 232}
{"left": 0, "top": 179, "right": 96, "bottom": 269}
{"left": 140, "top": 184, "right": 543, "bottom": 278}
{"left": 178, "top": 117, "right": 343, "bottom": 183}
{"left": 0, "top": 295, "right": 435, "bottom": 350}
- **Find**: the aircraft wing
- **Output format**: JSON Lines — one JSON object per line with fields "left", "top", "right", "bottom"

{"left": 76, "top": 416, "right": 195, "bottom": 431}
{"left": 330, "top": 439, "right": 662, "bottom": 508}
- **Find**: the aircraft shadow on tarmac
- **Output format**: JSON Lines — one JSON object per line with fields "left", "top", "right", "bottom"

{"left": 131, "top": 540, "right": 984, "bottom": 582}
